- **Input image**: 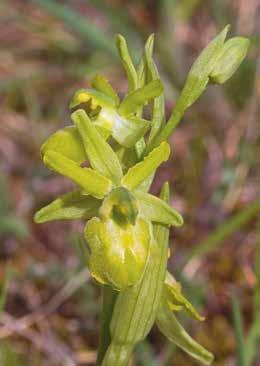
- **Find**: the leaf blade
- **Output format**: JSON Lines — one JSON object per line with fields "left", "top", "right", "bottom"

{"left": 156, "top": 302, "right": 214, "bottom": 365}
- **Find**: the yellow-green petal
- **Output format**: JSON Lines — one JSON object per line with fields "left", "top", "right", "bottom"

{"left": 118, "top": 79, "right": 164, "bottom": 117}
{"left": 135, "top": 191, "right": 183, "bottom": 227}
{"left": 41, "top": 126, "right": 86, "bottom": 164}
{"left": 43, "top": 150, "right": 112, "bottom": 199}
{"left": 91, "top": 74, "right": 120, "bottom": 105}
{"left": 122, "top": 141, "right": 170, "bottom": 191}
{"left": 34, "top": 190, "right": 101, "bottom": 223}
{"left": 72, "top": 109, "right": 123, "bottom": 184}
{"left": 164, "top": 272, "right": 204, "bottom": 321}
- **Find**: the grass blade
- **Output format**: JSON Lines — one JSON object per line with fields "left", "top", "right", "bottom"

{"left": 231, "top": 291, "right": 245, "bottom": 366}
{"left": 31, "top": 0, "right": 116, "bottom": 56}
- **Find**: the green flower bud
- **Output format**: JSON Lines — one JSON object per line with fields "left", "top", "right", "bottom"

{"left": 210, "top": 37, "right": 250, "bottom": 84}
{"left": 84, "top": 188, "right": 152, "bottom": 290}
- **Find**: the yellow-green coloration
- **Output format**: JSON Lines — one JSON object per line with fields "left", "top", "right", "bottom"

{"left": 33, "top": 29, "right": 249, "bottom": 366}
{"left": 41, "top": 126, "right": 87, "bottom": 164}
{"left": 43, "top": 150, "right": 112, "bottom": 199}
{"left": 100, "top": 188, "right": 139, "bottom": 227}
{"left": 164, "top": 272, "right": 205, "bottom": 321}
{"left": 85, "top": 216, "right": 152, "bottom": 290}
{"left": 70, "top": 80, "right": 162, "bottom": 148}
{"left": 122, "top": 141, "right": 170, "bottom": 191}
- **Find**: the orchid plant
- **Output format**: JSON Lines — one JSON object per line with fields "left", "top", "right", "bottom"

{"left": 34, "top": 27, "right": 249, "bottom": 365}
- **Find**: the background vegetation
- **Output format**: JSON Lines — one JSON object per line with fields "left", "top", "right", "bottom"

{"left": 0, "top": 0, "right": 259, "bottom": 365}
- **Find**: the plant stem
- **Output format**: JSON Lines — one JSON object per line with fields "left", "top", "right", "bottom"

{"left": 102, "top": 343, "right": 133, "bottom": 366}
{"left": 96, "top": 286, "right": 118, "bottom": 365}
{"left": 232, "top": 291, "right": 245, "bottom": 366}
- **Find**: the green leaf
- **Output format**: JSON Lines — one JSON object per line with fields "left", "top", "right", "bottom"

{"left": 135, "top": 191, "right": 183, "bottom": 227}
{"left": 91, "top": 74, "right": 120, "bottom": 105}
{"left": 0, "top": 266, "right": 10, "bottom": 319}
{"left": 145, "top": 34, "right": 165, "bottom": 142}
{"left": 72, "top": 109, "right": 123, "bottom": 184}
{"left": 164, "top": 272, "right": 204, "bottom": 321}
{"left": 34, "top": 190, "right": 101, "bottom": 223}
{"left": 43, "top": 150, "right": 112, "bottom": 199}
{"left": 118, "top": 79, "right": 164, "bottom": 117}
{"left": 41, "top": 126, "right": 87, "bottom": 164}
{"left": 210, "top": 37, "right": 250, "bottom": 84}
{"left": 122, "top": 141, "right": 170, "bottom": 191}
{"left": 156, "top": 302, "right": 214, "bottom": 365}
{"left": 115, "top": 34, "right": 138, "bottom": 93}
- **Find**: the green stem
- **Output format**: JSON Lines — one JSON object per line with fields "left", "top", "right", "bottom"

{"left": 102, "top": 343, "right": 133, "bottom": 366}
{"left": 232, "top": 291, "right": 245, "bottom": 366}
{"left": 96, "top": 286, "right": 118, "bottom": 365}
{"left": 146, "top": 107, "right": 184, "bottom": 154}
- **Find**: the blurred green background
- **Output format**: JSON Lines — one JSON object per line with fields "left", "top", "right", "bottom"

{"left": 0, "top": 0, "right": 260, "bottom": 365}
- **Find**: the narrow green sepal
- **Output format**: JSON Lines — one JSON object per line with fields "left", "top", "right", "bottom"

{"left": 90, "top": 74, "right": 120, "bottom": 105}
{"left": 135, "top": 191, "right": 183, "bottom": 227}
{"left": 72, "top": 109, "right": 123, "bottom": 184}
{"left": 34, "top": 190, "right": 101, "bottom": 223}
{"left": 70, "top": 88, "right": 116, "bottom": 110}
{"left": 41, "top": 126, "right": 86, "bottom": 164}
{"left": 43, "top": 150, "right": 112, "bottom": 199}
{"left": 144, "top": 34, "right": 165, "bottom": 142}
{"left": 118, "top": 79, "right": 164, "bottom": 117}
{"left": 122, "top": 141, "right": 170, "bottom": 191}
{"left": 156, "top": 301, "right": 214, "bottom": 365}
{"left": 164, "top": 272, "right": 204, "bottom": 321}
{"left": 210, "top": 37, "right": 250, "bottom": 84}
{"left": 115, "top": 34, "right": 138, "bottom": 93}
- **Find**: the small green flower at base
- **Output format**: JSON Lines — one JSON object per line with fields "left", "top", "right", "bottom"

{"left": 85, "top": 216, "right": 152, "bottom": 291}
{"left": 84, "top": 187, "right": 153, "bottom": 290}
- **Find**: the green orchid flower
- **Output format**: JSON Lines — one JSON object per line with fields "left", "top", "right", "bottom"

{"left": 34, "top": 29, "right": 249, "bottom": 366}
{"left": 35, "top": 108, "right": 182, "bottom": 290}
{"left": 69, "top": 77, "right": 163, "bottom": 148}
